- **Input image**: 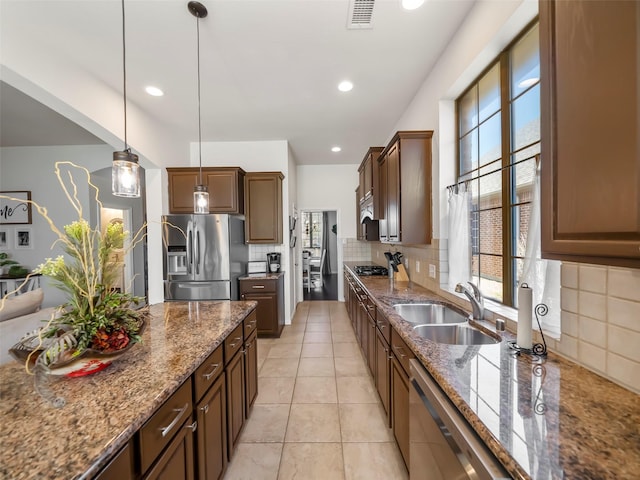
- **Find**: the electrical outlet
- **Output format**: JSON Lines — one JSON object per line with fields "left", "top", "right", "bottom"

{"left": 415, "top": 261, "right": 420, "bottom": 273}
{"left": 429, "top": 264, "right": 436, "bottom": 278}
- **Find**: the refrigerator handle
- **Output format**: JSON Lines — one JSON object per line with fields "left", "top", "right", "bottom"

{"left": 186, "top": 222, "right": 193, "bottom": 274}
{"left": 195, "top": 228, "right": 201, "bottom": 275}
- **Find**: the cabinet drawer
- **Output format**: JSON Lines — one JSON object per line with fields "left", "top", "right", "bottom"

{"left": 391, "top": 328, "right": 414, "bottom": 377}
{"left": 240, "top": 278, "right": 276, "bottom": 293}
{"left": 193, "top": 344, "right": 224, "bottom": 403}
{"left": 224, "top": 323, "right": 244, "bottom": 365}
{"left": 243, "top": 309, "right": 258, "bottom": 339}
{"left": 139, "top": 378, "right": 193, "bottom": 475}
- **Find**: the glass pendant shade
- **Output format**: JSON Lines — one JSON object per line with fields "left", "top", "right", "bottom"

{"left": 112, "top": 150, "right": 140, "bottom": 198}
{"left": 194, "top": 184, "right": 209, "bottom": 214}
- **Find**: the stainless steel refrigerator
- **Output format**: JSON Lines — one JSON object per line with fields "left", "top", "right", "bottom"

{"left": 162, "top": 214, "right": 248, "bottom": 300}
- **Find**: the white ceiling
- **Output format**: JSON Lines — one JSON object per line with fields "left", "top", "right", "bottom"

{"left": 0, "top": 0, "right": 475, "bottom": 166}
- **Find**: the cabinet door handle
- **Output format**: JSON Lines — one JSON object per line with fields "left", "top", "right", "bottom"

{"left": 159, "top": 403, "right": 189, "bottom": 437}
{"left": 200, "top": 404, "right": 209, "bottom": 414}
{"left": 202, "top": 363, "right": 220, "bottom": 380}
{"left": 393, "top": 345, "right": 406, "bottom": 358}
{"left": 230, "top": 336, "right": 243, "bottom": 348}
{"left": 252, "top": 285, "right": 265, "bottom": 289}
{"left": 184, "top": 420, "right": 198, "bottom": 433}
{"left": 241, "top": 294, "right": 245, "bottom": 299}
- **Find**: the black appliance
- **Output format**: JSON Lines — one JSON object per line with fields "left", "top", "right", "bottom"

{"left": 354, "top": 265, "right": 389, "bottom": 276}
{"left": 267, "top": 252, "right": 281, "bottom": 273}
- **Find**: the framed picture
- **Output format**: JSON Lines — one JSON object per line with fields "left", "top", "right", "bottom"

{"left": 0, "top": 191, "right": 32, "bottom": 225}
{"left": 0, "top": 228, "right": 9, "bottom": 249}
{"left": 15, "top": 228, "right": 33, "bottom": 249}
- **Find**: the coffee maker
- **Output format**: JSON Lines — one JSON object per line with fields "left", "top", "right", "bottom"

{"left": 267, "top": 252, "right": 281, "bottom": 273}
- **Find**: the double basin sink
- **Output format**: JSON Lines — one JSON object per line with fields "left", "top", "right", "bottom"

{"left": 392, "top": 303, "right": 500, "bottom": 345}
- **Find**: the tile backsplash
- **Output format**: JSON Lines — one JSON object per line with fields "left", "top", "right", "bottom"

{"left": 557, "top": 263, "right": 640, "bottom": 393}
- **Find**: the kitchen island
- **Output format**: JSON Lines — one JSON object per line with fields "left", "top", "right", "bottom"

{"left": 0, "top": 300, "right": 257, "bottom": 480}
{"left": 344, "top": 263, "right": 640, "bottom": 480}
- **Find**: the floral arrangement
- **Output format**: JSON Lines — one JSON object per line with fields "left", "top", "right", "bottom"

{"left": 0, "top": 162, "right": 147, "bottom": 370}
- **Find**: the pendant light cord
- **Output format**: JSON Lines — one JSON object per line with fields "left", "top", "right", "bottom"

{"left": 121, "top": 0, "right": 129, "bottom": 152}
{"left": 196, "top": 15, "right": 203, "bottom": 185}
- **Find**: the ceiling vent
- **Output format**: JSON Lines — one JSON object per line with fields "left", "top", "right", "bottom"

{"left": 347, "top": 0, "right": 375, "bottom": 29}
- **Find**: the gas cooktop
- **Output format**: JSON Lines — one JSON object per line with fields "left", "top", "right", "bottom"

{"left": 354, "top": 265, "right": 389, "bottom": 276}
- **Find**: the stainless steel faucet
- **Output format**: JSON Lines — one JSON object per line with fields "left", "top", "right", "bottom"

{"left": 455, "top": 282, "right": 484, "bottom": 321}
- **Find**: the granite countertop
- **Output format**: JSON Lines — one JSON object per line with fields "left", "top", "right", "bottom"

{"left": 344, "top": 263, "right": 640, "bottom": 480}
{"left": 239, "top": 272, "right": 285, "bottom": 280}
{"left": 0, "top": 300, "right": 257, "bottom": 480}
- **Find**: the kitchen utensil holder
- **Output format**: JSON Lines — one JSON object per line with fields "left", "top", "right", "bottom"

{"left": 508, "top": 303, "right": 548, "bottom": 358}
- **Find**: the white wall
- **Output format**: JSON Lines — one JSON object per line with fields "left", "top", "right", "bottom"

{"left": 296, "top": 164, "right": 359, "bottom": 300}
{"left": 1, "top": 145, "right": 119, "bottom": 307}
{"left": 191, "top": 140, "right": 296, "bottom": 322}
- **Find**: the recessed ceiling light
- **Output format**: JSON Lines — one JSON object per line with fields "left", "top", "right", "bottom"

{"left": 332, "top": 146, "right": 342, "bottom": 153}
{"left": 338, "top": 81, "right": 353, "bottom": 92}
{"left": 402, "top": 0, "right": 425, "bottom": 10}
{"left": 145, "top": 86, "right": 164, "bottom": 97}
{"left": 518, "top": 77, "right": 539, "bottom": 89}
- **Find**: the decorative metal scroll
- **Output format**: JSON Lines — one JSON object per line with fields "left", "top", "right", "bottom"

{"left": 509, "top": 303, "right": 548, "bottom": 358}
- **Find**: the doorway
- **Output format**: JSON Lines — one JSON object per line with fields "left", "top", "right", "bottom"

{"left": 301, "top": 210, "right": 338, "bottom": 301}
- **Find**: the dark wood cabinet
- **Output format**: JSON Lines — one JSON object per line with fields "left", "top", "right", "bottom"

{"left": 139, "top": 379, "right": 193, "bottom": 476}
{"left": 390, "top": 327, "right": 414, "bottom": 469}
{"left": 375, "top": 327, "right": 391, "bottom": 426}
{"left": 195, "top": 372, "right": 227, "bottom": 480}
{"left": 95, "top": 442, "right": 134, "bottom": 480}
{"left": 391, "top": 355, "right": 410, "bottom": 470}
{"left": 239, "top": 275, "right": 284, "bottom": 337}
{"left": 374, "top": 310, "right": 391, "bottom": 426}
{"left": 358, "top": 147, "right": 384, "bottom": 205}
{"left": 167, "top": 167, "right": 245, "bottom": 214}
{"left": 143, "top": 418, "right": 195, "bottom": 480}
{"left": 244, "top": 329, "right": 258, "bottom": 415}
{"left": 540, "top": 0, "right": 640, "bottom": 268}
{"left": 225, "top": 342, "right": 245, "bottom": 460}
{"left": 377, "top": 131, "right": 433, "bottom": 245}
{"left": 366, "top": 307, "right": 376, "bottom": 376}
{"left": 244, "top": 172, "right": 284, "bottom": 244}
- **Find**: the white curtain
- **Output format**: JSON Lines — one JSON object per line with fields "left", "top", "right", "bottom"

{"left": 521, "top": 166, "right": 561, "bottom": 339}
{"left": 447, "top": 184, "right": 471, "bottom": 291}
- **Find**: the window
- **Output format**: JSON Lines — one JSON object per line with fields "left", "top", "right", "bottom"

{"left": 456, "top": 22, "right": 539, "bottom": 307}
{"left": 302, "top": 212, "right": 323, "bottom": 249}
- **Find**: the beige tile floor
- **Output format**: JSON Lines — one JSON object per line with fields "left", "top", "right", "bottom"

{"left": 223, "top": 300, "right": 409, "bottom": 480}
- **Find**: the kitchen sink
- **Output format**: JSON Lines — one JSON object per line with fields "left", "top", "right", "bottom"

{"left": 412, "top": 324, "right": 499, "bottom": 345}
{"left": 393, "top": 303, "right": 469, "bottom": 325}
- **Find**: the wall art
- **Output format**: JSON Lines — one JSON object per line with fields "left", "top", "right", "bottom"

{"left": 0, "top": 191, "right": 32, "bottom": 225}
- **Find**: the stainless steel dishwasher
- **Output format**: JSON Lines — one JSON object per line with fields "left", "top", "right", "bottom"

{"left": 409, "top": 359, "right": 510, "bottom": 480}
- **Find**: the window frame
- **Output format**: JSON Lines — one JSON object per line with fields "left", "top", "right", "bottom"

{"left": 455, "top": 19, "right": 540, "bottom": 307}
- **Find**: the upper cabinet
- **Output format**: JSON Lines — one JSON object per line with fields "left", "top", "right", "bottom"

{"left": 540, "top": 0, "right": 640, "bottom": 268}
{"left": 358, "top": 147, "right": 384, "bottom": 206}
{"left": 377, "top": 131, "right": 433, "bottom": 245}
{"left": 244, "top": 172, "right": 284, "bottom": 244}
{"left": 167, "top": 167, "right": 246, "bottom": 214}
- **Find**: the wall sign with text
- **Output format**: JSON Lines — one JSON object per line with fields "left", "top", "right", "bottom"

{"left": 0, "top": 191, "right": 32, "bottom": 225}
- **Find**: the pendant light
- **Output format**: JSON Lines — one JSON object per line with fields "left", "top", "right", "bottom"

{"left": 112, "top": 0, "right": 140, "bottom": 198}
{"left": 189, "top": 1, "right": 209, "bottom": 214}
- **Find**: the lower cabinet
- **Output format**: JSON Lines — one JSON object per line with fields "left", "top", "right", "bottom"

{"left": 390, "top": 327, "right": 414, "bottom": 470}
{"left": 375, "top": 327, "right": 391, "bottom": 426}
{"left": 98, "top": 311, "right": 259, "bottom": 480}
{"left": 143, "top": 418, "right": 195, "bottom": 480}
{"left": 226, "top": 341, "right": 246, "bottom": 460}
{"left": 244, "top": 329, "right": 258, "bottom": 415}
{"left": 239, "top": 275, "right": 284, "bottom": 338}
{"left": 95, "top": 442, "right": 134, "bottom": 480}
{"left": 391, "top": 355, "right": 410, "bottom": 470}
{"left": 196, "top": 372, "right": 227, "bottom": 480}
